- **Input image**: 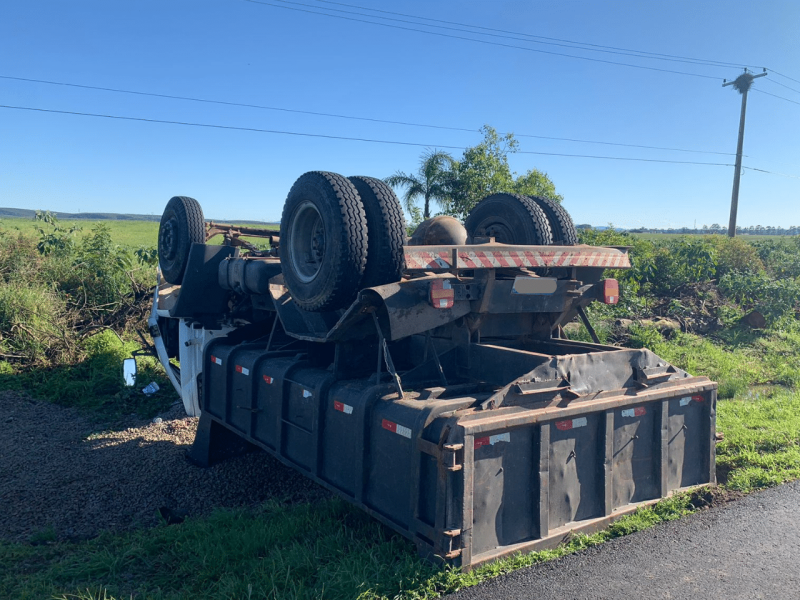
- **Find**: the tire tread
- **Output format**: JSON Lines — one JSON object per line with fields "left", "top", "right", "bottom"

{"left": 348, "top": 175, "right": 406, "bottom": 288}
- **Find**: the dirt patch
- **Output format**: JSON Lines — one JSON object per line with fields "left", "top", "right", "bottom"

{"left": 0, "top": 391, "right": 328, "bottom": 543}
{"left": 689, "top": 485, "right": 745, "bottom": 511}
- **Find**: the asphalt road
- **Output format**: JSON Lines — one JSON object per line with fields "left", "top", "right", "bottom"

{"left": 449, "top": 480, "right": 800, "bottom": 600}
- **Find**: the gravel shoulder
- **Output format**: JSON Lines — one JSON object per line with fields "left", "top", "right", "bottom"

{"left": 0, "top": 391, "right": 328, "bottom": 542}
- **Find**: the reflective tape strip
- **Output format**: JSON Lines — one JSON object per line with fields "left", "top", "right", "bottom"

{"left": 621, "top": 406, "right": 646, "bottom": 418}
{"left": 382, "top": 419, "right": 412, "bottom": 439}
{"left": 235, "top": 365, "right": 249, "bottom": 376}
{"left": 303, "top": 389, "right": 312, "bottom": 398}
{"left": 474, "top": 432, "right": 511, "bottom": 449}
{"left": 210, "top": 355, "right": 222, "bottom": 366}
{"left": 333, "top": 401, "right": 353, "bottom": 415}
{"left": 263, "top": 375, "right": 273, "bottom": 384}
{"left": 555, "top": 416, "right": 588, "bottom": 431}
{"left": 405, "top": 247, "right": 631, "bottom": 270}
{"left": 680, "top": 395, "right": 704, "bottom": 406}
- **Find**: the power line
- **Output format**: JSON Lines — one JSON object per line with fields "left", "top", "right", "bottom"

{"left": 243, "top": 0, "right": 723, "bottom": 80}
{"left": 0, "top": 74, "right": 737, "bottom": 155}
{"left": 308, "top": 0, "right": 757, "bottom": 70}
{"left": 0, "top": 74, "right": 476, "bottom": 133}
{"left": 770, "top": 70, "right": 800, "bottom": 86}
{"left": 0, "top": 104, "right": 465, "bottom": 150}
{"left": 267, "top": 0, "right": 747, "bottom": 70}
{"left": 514, "top": 132, "right": 735, "bottom": 156}
{"left": 763, "top": 77, "right": 800, "bottom": 95}
{"left": 752, "top": 88, "right": 800, "bottom": 106}
{"left": 744, "top": 166, "right": 800, "bottom": 179}
{"left": 0, "top": 103, "right": 736, "bottom": 166}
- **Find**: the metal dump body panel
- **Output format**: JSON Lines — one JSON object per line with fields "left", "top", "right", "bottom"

{"left": 612, "top": 404, "right": 658, "bottom": 507}
{"left": 471, "top": 426, "right": 538, "bottom": 555}
{"left": 548, "top": 414, "right": 604, "bottom": 528}
{"left": 197, "top": 339, "right": 716, "bottom": 571}
{"left": 456, "top": 384, "right": 716, "bottom": 569}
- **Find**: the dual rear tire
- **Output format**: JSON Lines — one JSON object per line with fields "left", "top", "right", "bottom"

{"left": 280, "top": 171, "right": 406, "bottom": 312}
{"left": 464, "top": 193, "right": 577, "bottom": 246}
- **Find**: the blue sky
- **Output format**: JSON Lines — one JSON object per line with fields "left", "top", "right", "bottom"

{"left": 1, "top": 0, "right": 798, "bottom": 228}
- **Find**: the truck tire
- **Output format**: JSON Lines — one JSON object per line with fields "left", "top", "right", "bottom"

{"left": 464, "top": 193, "right": 553, "bottom": 246}
{"left": 348, "top": 176, "right": 406, "bottom": 288}
{"left": 158, "top": 196, "right": 206, "bottom": 284}
{"left": 526, "top": 196, "right": 578, "bottom": 245}
{"left": 280, "top": 171, "right": 368, "bottom": 312}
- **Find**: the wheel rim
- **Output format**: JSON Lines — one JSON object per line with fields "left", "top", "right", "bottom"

{"left": 289, "top": 201, "right": 325, "bottom": 283}
{"left": 476, "top": 217, "right": 516, "bottom": 244}
{"left": 159, "top": 217, "right": 178, "bottom": 261}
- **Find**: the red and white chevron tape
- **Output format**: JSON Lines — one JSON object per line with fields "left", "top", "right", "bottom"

{"left": 403, "top": 246, "right": 630, "bottom": 271}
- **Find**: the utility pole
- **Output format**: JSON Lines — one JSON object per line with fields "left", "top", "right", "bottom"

{"left": 723, "top": 68, "right": 767, "bottom": 237}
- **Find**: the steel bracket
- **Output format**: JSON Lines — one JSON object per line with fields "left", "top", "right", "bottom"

{"left": 442, "top": 443, "right": 464, "bottom": 472}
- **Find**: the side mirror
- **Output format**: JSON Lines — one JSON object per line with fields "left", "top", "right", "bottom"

{"left": 123, "top": 358, "right": 137, "bottom": 387}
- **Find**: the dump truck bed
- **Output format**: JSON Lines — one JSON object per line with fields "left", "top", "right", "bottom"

{"left": 150, "top": 240, "right": 716, "bottom": 570}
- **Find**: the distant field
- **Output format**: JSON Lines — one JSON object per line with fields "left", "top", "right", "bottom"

{"left": 630, "top": 233, "right": 789, "bottom": 242}
{"left": 0, "top": 216, "right": 279, "bottom": 249}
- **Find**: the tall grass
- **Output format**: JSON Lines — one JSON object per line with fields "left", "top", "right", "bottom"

{"left": 0, "top": 217, "right": 175, "bottom": 417}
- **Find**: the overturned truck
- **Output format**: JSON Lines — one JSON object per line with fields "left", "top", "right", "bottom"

{"left": 148, "top": 171, "right": 716, "bottom": 570}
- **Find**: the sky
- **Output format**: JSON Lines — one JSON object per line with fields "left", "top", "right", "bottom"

{"left": 0, "top": 0, "right": 798, "bottom": 229}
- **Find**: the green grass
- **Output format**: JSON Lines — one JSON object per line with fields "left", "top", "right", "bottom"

{"left": 0, "top": 492, "right": 697, "bottom": 600}
{"left": 0, "top": 329, "right": 177, "bottom": 420}
{"left": 717, "top": 388, "right": 800, "bottom": 490}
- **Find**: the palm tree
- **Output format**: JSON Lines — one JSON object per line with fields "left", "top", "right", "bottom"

{"left": 385, "top": 149, "right": 455, "bottom": 219}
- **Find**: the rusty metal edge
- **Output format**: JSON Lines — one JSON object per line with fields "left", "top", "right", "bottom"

{"left": 460, "top": 378, "right": 717, "bottom": 435}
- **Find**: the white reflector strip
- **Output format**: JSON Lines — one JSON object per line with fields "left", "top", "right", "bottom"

{"left": 680, "top": 396, "right": 691, "bottom": 406}
{"left": 235, "top": 365, "right": 249, "bottom": 376}
{"left": 621, "top": 406, "right": 646, "bottom": 418}
{"left": 303, "top": 389, "right": 312, "bottom": 398}
{"left": 211, "top": 355, "right": 222, "bottom": 366}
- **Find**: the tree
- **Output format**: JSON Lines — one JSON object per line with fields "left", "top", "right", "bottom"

{"left": 385, "top": 149, "right": 455, "bottom": 219}
{"left": 512, "top": 169, "right": 562, "bottom": 202}
{"left": 444, "top": 126, "right": 562, "bottom": 220}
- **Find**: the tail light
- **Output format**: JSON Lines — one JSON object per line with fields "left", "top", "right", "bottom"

{"left": 430, "top": 279, "right": 454, "bottom": 309}
{"left": 602, "top": 279, "right": 619, "bottom": 304}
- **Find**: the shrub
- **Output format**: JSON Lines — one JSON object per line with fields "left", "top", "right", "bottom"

{"left": 709, "top": 236, "right": 765, "bottom": 277}
{"left": 0, "top": 281, "right": 70, "bottom": 364}
{"left": 718, "top": 271, "right": 800, "bottom": 322}
{"left": 752, "top": 238, "right": 800, "bottom": 279}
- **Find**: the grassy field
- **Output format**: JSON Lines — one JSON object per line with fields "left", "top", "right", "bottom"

{"left": 1, "top": 216, "right": 162, "bottom": 248}
{"left": 631, "top": 232, "right": 784, "bottom": 242}
{"left": 0, "top": 217, "right": 279, "bottom": 249}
